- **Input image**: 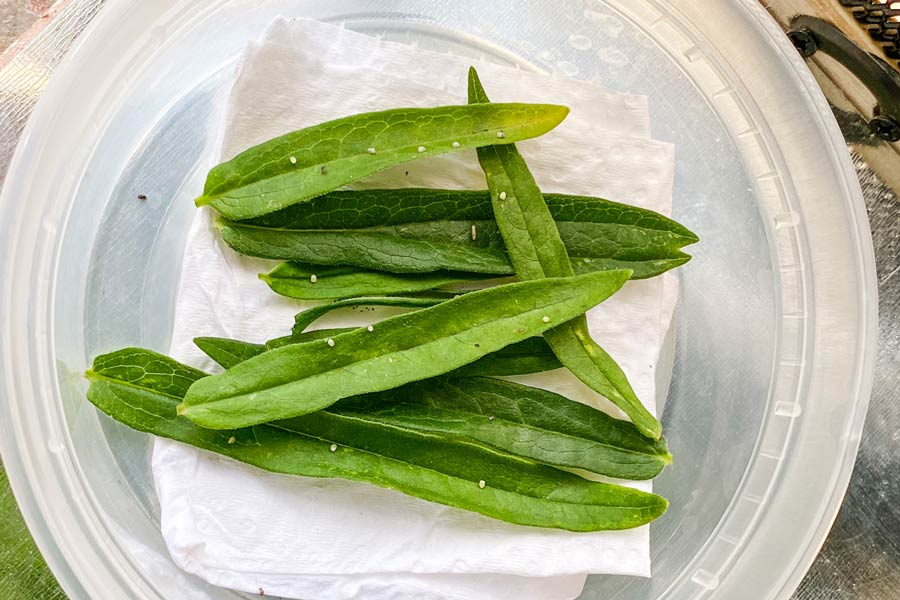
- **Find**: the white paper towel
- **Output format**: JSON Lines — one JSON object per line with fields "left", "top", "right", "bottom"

{"left": 153, "top": 18, "right": 678, "bottom": 600}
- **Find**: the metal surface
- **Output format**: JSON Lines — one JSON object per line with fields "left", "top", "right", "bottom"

{"left": 0, "top": 1, "right": 896, "bottom": 599}
{"left": 792, "top": 152, "right": 900, "bottom": 600}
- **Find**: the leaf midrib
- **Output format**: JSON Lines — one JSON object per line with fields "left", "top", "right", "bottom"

{"left": 223, "top": 215, "right": 697, "bottom": 242}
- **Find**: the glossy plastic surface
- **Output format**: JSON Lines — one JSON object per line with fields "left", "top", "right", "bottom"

{"left": 0, "top": 1, "right": 876, "bottom": 599}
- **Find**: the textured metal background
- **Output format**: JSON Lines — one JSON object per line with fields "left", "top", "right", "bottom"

{"left": 0, "top": 1, "right": 897, "bottom": 599}
{"left": 792, "top": 153, "right": 900, "bottom": 600}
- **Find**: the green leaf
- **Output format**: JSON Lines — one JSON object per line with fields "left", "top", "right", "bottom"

{"left": 86, "top": 348, "right": 207, "bottom": 398}
{"left": 449, "top": 335, "right": 561, "bottom": 377}
{"left": 179, "top": 270, "right": 631, "bottom": 430}
{"left": 283, "top": 328, "right": 352, "bottom": 345}
{"left": 193, "top": 337, "right": 267, "bottom": 369}
{"left": 196, "top": 103, "right": 569, "bottom": 220}
{"left": 292, "top": 296, "right": 446, "bottom": 334}
{"left": 197, "top": 329, "right": 355, "bottom": 360}
{"left": 246, "top": 188, "right": 697, "bottom": 240}
{"left": 336, "top": 376, "right": 672, "bottom": 480}
{"left": 222, "top": 220, "right": 513, "bottom": 274}
{"left": 259, "top": 262, "right": 489, "bottom": 301}
{"left": 468, "top": 67, "right": 662, "bottom": 440}
{"left": 86, "top": 348, "right": 667, "bottom": 530}
{"left": 199, "top": 331, "right": 561, "bottom": 377}
{"left": 222, "top": 189, "right": 697, "bottom": 280}
{"left": 264, "top": 335, "right": 296, "bottom": 351}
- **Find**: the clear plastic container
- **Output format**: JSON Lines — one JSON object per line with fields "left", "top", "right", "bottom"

{"left": 0, "top": 1, "right": 876, "bottom": 599}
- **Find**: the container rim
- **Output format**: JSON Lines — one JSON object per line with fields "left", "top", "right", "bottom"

{"left": 0, "top": 1, "right": 877, "bottom": 599}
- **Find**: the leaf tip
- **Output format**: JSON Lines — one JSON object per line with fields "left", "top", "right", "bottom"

{"left": 600, "top": 268, "right": 634, "bottom": 290}
{"left": 193, "top": 337, "right": 212, "bottom": 350}
{"left": 653, "top": 494, "right": 670, "bottom": 516}
{"left": 643, "top": 420, "right": 663, "bottom": 442}
{"left": 547, "top": 103, "right": 571, "bottom": 125}
{"left": 467, "top": 65, "right": 483, "bottom": 84}
{"left": 467, "top": 66, "right": 489, "bottom": 104}
{"left": 194, "top": 195, "right": 212, "bottom": 207}
{"left": 661, "top": 451, "right": 673, "bottom": 466}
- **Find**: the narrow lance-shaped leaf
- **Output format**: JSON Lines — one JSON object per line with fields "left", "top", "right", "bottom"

{"left": 221, "top": 219, "right": 512, "bottom": 274}
{"left": 222, "top": 189, "right": 698, "bottom": 280}
{"left": 85, "top": 348, "right": 667, "bottom": 531}
{"left": 246, "top": 188, "right": 698, "bottom": 237}
{"left": 197, "top": 332, "right": 561, "bottom": 376}
{"left": 259, "top": 262, "right": 486, "bottom": 301}
{"left": 179, "top": 270, "right": 631, "bottom": 430}
{"left": 336, "top": 377, "right": 672, "bottom": 480}
{"left": 196, "top": 102, "right": 569, "bottom": 220}
{"left": 468, "top": 67, "right": 662, "bottom": 440}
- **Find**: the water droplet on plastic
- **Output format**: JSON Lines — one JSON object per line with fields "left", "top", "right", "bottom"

{"left": 583, "top": 10, "right": 624, "bottom": 38}
{"left": 567, "top": 34, "right": 592, "bottom": 51}
{"left": 596, "top": 47, "right": 629, "bottom": 68}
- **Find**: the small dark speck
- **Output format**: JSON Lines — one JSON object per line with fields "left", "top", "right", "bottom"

{"left": 474, "top": 343, "right": 480, "bottom": 348}
{"left": 405, "top": 171, "right": 409, "bottom": 176}
{"left": 137, "top": 194, "right": 147, "bottom": 201}
{"left": 258, "top": 587, "right": 265, "bottom": 596}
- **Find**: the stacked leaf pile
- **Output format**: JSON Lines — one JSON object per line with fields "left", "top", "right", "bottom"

{"left": 85, "top": 68, "right": 698, "bottom": 532}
